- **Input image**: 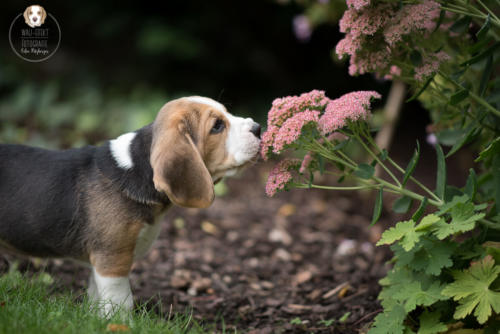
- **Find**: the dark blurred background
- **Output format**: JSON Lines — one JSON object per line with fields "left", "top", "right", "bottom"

{"left": 1, "top": 0, "right": 389, "bottom": 148}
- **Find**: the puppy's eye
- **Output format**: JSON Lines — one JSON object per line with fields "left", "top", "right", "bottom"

{"left": 210, "top": 119, "right": 225, "bottom": 134}
{"left": 37, "top": 11, "right": 40, "bottom": 14}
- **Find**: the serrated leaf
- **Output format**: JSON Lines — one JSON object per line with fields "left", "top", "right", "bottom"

{"left": 409, "top": 239, "right": 455, "bottom": 275}
{"left": 442, "top": 256, "right": 500, "bottom": 324}
{"left": 415, "top": 214, "right": 441, "bottom": 231}
{"left": 394, "top": 281, "right": 446, "bottom": 312}
{"left": 393, "top": 196, "right": 413, "bottom": 214}
{"left": 412, "top": 198, "right": 428, "bottom": 222}
{"left": 403, "top": 142, "right": 420, "bottom": 186}
{"left": 368, "top": 304, "right": 407, "bottom": 334}
{"left": 464, "top": 169, "right": 477, "bottom": 200}
{"left": 450, "top": 89, "right": 469, "bottom": 105}
{"left": 435, "top": 144, "right": 446, "bottom": 200}
{"left": 354, "top": 163, "right": 375, "bottom": 179}
{"left": 371, "top": 187, "right": 383, "bottom": 226}
{"left": 433, "top": 202, "right": 484, "bottom": 239}
{"left": 418, "top": 310, "right": 447, "bottom": 334}
{"left": 377, "top": 220, "right": 422, "bottom": 251}
{"left": 437, "top": 194, "right": 470, "bottom": 216}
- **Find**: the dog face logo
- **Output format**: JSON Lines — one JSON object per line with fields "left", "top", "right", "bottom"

{"left": 23, "top": 5, "right": 47, "bottom": 28}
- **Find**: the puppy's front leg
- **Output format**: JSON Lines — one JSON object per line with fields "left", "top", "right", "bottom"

{"left": 89, "top": 252, "right": 134, "bottom": 316}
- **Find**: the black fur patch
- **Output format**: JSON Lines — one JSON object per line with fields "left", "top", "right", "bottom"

{"left": 0, "top": 124, "right": 169, "bottom": 257}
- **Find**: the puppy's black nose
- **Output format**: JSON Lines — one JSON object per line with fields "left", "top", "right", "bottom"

{"left": 250, "top": 123, "right": 261, "bottom": 139}
{"left": 33, "top": 17, "right": 38, "bottom": 21}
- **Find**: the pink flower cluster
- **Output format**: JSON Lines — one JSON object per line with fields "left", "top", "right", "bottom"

{"left": 414, "top": 51, "right": 451, "bottom": 81}
{"left": 272, "top": 110, "right": 320, "bottom": 153}
{"left": 319, "top": 91, "right": 381, "bottom": 135}
{"left": 263, "top": 90, "right": 380, "bottom": 196}
{"left": 336, "top": 0, "right": 442, "bottom": 77}
{"left": 261, "top": 90, "right": 330, "bottom": 159}
{"left": 266, "top": 159, "right": 301, "bottom": 197}
{"left": 346, "top": 0, "right": 370, "bottom": 10}
{"left": 261, "top": 90, "right": 380, "bottom": 160}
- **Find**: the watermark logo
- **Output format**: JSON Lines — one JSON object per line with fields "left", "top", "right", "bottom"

{"left": 9, "top": 5, "right": 61, "bottom": 62}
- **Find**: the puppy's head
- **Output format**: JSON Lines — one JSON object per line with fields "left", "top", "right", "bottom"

{"left": 150, "top": 96, "right": 261, "bottom": 208}
{"left": 23, "top": 5, "right": 46, "bottom": 27}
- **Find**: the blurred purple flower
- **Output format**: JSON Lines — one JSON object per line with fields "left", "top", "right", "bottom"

{"left": 293, "top": 15, "right": 312, "bottom": 42}
{"left": 427, "top": 133, "right": 437, "bottom": 146}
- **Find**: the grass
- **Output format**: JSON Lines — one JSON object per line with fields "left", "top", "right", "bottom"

{"left": 0, "top": 268, "right": 213, "bottom": 334}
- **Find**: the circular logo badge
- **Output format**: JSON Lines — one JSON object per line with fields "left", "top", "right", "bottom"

{"left": 9, "top": 5, "right": 61, "bottom": 62}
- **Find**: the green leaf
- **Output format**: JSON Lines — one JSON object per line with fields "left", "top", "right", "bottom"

{"left": 442, "top": 256, "right": 500, "bottom": 324}
{"left": 475, "top": 137, "right": 500, "bottom": 162}
{"left": 379, "top": 149, "right": 388, "bottom": 161}
{"left": 468, "top": 35, "right": 493, "bottom": 54}
{"left": 393, "top": 196, "right": 413, "bottom": 214}
{"left": 450, "top": 16, "right": 471, "bottom": 34}
{"left": 437, "top": 194, "right": 470, "bottom": 216}
{"left": 415, "top": 214, "right": 441, "bottom": 231}
{"left": 445, "top": 124, "right": 478, "bottom": 158}
{"left": 410, "top": 50, "right": 423, "bottom": 66}
{"left": 318, "top": 155, "right": 325, "bottom": 175}
{"left": 464, "top": 168, "right": 477, "bottom": 200}
{"left": 437, "top": 129, "right": 464, "bottom": 146}
{"left": 435, "top": 144, "right": 446, "bottom": 200}
{"left": 449, "top": 89, "right": 469, "bottom": 105}
{"left": 371, "top": 187, "right": 384, "bottom": 226}
{"left": 368, "top": 305, "right": 406, "bottom": 334}
{"left": 433, "top": 202, "right": 485, "bottom": 239}
{"left": 479, "top": 55, "right": 493, "bottom": 97}
{"left": 354, "top": 163, "right": 375, "bottom": 179}
{"left": 412, "top": 198, "right": 428, "bottom": 222}
{"left": 394, "top": 281, "right": 446, "bottom": 312}
{"left": 403, "top": 141, "right": 420, "bottom": 186}
{"left": 476, "top": 14, "right": 491, "bottom": 41}
{"left": 461, "top": 41, "right": 500, "bottom": 66}
{"left": 407, "top": 75, "right": 434, "bottom": 102}
{"left": 494, "top": 154, "right": 500, "bottom": 214}
{"left": 411, "top": 240, "right": 455, "bottom": 276}
{"left": 377, "top": 220, "right": 422, "bottom": 251}
{"left": 418, "top": 310, "right": 447, "bottom": 334}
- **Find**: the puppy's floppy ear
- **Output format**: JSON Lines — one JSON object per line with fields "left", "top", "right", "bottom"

{"left": 23, "top": 7, "right": 30, "bottom": 25}
{"left": 150, "top": 115, "right": 214, "bottom": 208}
{"left": 40, "top": 7, "right": 47, "bottom": 23}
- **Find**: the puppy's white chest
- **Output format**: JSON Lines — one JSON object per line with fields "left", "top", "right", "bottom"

{"left": 134, "top": 221, "right": 162, "bottom": 259}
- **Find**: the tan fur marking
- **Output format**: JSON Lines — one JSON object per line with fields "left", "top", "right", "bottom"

{"left": 150, "top": 100, "right": 215, "bottom": 208}
{"left": 85, "top": 176, "right": 145, "bottom": 277}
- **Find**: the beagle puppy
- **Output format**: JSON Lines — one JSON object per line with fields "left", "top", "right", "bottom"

{"left": 0, "top": 96, "right": 261, "bottom": 315}
{"left": 23, "top": 5, "right": 47, "bottom": 28}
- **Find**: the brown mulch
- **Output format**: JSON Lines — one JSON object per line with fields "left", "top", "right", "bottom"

{"left": 0, "top": 162, "right": 394, "bottom": 333}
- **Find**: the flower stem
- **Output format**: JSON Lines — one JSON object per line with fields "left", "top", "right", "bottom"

{"left": 294, "top": 183, "right": 378, "bottom": 191}
{"left": 475, "top": 0, "right": 500, "bottom": 22}
{"left": 362, "top": 132, "right": 443, "bottom": 204}
{"left": 479, "top": 218, "right": 500, "bottom": 230}
{"left": 355, "top": 134, "right": 402, "bottom": 187}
